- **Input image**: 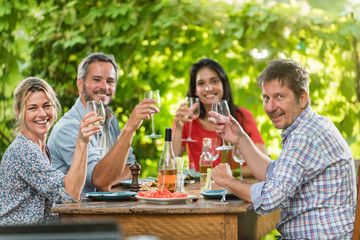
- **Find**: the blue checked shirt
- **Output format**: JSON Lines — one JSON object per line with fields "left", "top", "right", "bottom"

{"left": 251, "top": 106, "right": 356, "bottom": 239}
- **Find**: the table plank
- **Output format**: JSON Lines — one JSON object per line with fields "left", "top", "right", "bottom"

{"left": 59, "top": 214, "right": 239, "bottom": 240}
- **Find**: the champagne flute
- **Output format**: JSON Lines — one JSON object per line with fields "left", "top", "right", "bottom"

{"left": 209, "top": 137, "right": 220, "bottom": 162}
{"left": 87, "top": 100, "right": 107, "bottom": 151}
{"left": 182, "top": 97, "right": 200, "bottom": 142}
{"left": 232, "top": 145, "right": 245, "bottom": 180}
{"left": 211, "top": 100, "right": 233, "bottom": 150}
{"left": 144, "top": 90, "right": 161, "bottom": 138}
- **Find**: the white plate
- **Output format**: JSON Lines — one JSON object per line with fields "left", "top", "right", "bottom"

{"left": 136, "top": 195, "right": 196, "bottom": 204}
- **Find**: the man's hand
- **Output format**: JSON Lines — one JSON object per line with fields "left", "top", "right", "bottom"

{"left": 208, "top": 111, "right": 247, "bottom": 146}
{"left": 211, "top": 163, "right": 234, "bottom": 188}
{"left": 126, "top": 98, "right": 160, "bottom": 131}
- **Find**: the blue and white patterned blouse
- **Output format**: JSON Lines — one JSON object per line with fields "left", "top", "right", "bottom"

{"left": 0, "top": 134, "right": 75, "bottom": 226}
{"left": 251, "top": 106, "right": 356, "bottom": 239}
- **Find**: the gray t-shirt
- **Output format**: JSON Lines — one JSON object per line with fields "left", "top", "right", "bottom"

{"left": 48, "top": 98, "right": 136, "bottom": 193}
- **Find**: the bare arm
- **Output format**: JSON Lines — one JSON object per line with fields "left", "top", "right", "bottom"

{"left": 91, "top": 98, "right": 159, "bottom": 191}
{"left": 235, "top": 134, "right": 269, "bottom": 181}
{"left": 64, "top": 112, "right": 100, "bottom": 200}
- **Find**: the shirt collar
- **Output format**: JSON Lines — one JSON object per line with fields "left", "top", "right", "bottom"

{"left": 281, "top": 105, "right": 313, "bottom": 140}
{"left": 75, "top": 97, "right": 88, "bottom": 116}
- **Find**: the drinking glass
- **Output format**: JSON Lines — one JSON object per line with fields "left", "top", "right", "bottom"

{"left": 87, "top": 100, "right": 107, "bottom": 151}
{"left": 144, "top": 90, "right": 161, "bottom": 138}
{"left": 181, "top": 97, "right": 200, "bottom": 142}
{"left": 184, "top": 159, "right": 196, "bottom": 184}
{"left": 209, "top": 138, "right": 220, "bottom": 162}
{"left": 175, "top": 156, "right": 185, "bottom": 193}
{"left": 232, "top": 145, "right": 245, "bottom": 180}
{"left": 211, "top": 100, "right": 233, "bottom": 150}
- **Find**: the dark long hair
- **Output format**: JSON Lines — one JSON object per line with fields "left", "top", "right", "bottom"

{"left": 186, "top": 58, "right": 239, "bottom": 120}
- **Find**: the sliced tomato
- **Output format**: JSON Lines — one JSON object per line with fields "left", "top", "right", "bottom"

{"left": 171, "top": 192, "right": 182, "bottom": 198}
{"left": 179, "top": 192, "right": 189, "bottom": 198}
{"left": 139, "top": 189, "right": 188, "bottom": 198}
{"left": 157, "top": 189, "right": 171, "bottom": 198}
{"left": 137, "top": 191, "right": 145, "bottom": 197}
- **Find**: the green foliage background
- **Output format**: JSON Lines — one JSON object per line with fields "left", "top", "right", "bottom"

{"left": 1, "top": 0, "right": 360, "bottom": 180}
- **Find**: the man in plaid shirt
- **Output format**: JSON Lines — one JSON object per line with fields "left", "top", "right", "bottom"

{"left": 211, "top": 59, "right": 356, "bottom": 239}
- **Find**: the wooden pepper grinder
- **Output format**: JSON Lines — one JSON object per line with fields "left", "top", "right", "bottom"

{"left": 130, "top": 160, "right": 141, "bottom": 192}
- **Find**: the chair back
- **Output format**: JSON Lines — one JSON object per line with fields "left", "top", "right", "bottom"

{"left": 353, "top": 160, "right": 360, "bottom": 240}
{"left": 0, "top": 221, "right": 122, "bottom": 240}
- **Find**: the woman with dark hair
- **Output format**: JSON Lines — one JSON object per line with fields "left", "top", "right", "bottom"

{"left": 173, "top": 58, "right": 267, "bottom": 172}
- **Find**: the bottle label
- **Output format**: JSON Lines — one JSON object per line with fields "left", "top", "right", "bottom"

{"left": 158, "top": 169, "right": 177, "bottom": 193}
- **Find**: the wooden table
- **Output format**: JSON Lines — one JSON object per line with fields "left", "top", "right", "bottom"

{"left": 52, "top": 181, "right": 280, "bottom": 240}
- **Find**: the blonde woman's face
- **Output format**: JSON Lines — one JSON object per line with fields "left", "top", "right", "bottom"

{"left": 23, "top": 91, "right": 55, "bottom": 140}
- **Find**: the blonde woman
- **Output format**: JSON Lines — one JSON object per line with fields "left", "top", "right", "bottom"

{"left": 0, "top": 77, "right": 100, "bottom": 225}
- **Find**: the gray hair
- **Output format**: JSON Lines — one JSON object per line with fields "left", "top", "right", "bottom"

{"left": 77, "top": 52, "right": 119, "bottom": 81}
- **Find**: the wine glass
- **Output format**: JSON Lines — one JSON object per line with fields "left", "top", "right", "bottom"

{"left": 232, "top": 145, "right": 245, "bottom": 180}
{"left": 211, "top": 100, "right": 233, "bottom": 150}
{"left": 184, "top": 159, "right": 196, "bottom": 184}
{"left": 182, "top": 97, "right": 200, "bottom": 142}
{"left": 209, "top": 137, "right": 220, "bottom": 161}
{"left": 87, "top": 100, "right": 107, "bottom": 151}
{"left": 144, "top": 90, "right": 161, "bottom": 138}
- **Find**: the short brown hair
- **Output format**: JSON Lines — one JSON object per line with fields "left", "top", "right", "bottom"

{"left": 257, "top": 59, "right": 310, "bottom": 106}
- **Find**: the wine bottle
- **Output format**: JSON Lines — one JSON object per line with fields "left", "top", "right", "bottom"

{"left": 199, "top": 138, "right": 212, "bottom": 192}
{"left": 158, "top": 128, "right": 177, "bottom": 193}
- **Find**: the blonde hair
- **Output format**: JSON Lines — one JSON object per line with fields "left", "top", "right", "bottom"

{"left": 13, "top": 77, "right": 61, "bottom": 135}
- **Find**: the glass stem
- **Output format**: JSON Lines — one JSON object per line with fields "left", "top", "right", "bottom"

{"left": 221, "top": 134, "right": 226, "bottom": 147}
{"left": 188, "top": 120, "right": 193, "bottom": 139}
{"left": 97, "top": 129, "right": 101, "bottom": 148}
{"left": 239, "top": 163, "right": 243, "bottom": 180}
{"left": 151, "top": 114, "right": 155, "bottom": 134}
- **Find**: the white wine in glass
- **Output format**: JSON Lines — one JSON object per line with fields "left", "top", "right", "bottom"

{"left": 87, "top": 100, "right": 107, "bottom": 151}
{"left": 211, "top": 100, "right": 233, "bottom": 150}
{"left": 181, "top": 97, "right": 200, "bottom": 142}
{"left": 144, "top": 90, "right": 161, "bottom": 138}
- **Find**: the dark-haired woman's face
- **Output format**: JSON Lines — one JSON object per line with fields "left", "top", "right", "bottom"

{"left": 195, "top": 67, "right": 223, "bottom": 107}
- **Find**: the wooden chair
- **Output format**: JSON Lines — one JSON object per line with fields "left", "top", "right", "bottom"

{"left": 353, "top": 159, "right": 360, "bottom": 240}
{"left": 0, "top": 222, "right": 122, "bottom": 240}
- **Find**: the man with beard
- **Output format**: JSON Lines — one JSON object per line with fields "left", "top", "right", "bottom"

{"left": 48, "top": 52, "right": 159, "bottom": 193}
{"left": 210, "top": 59, "right": 356, "bottom": 239}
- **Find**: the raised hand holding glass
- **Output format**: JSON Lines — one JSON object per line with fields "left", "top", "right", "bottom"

{"left": 182, "top": 97, "right": 200, "bottom": 142}
{"left": 211, "top": 100, "right": 233, "bottom": 150}
{"left": 87, "top": 100, "right": 107, "bottom": 151}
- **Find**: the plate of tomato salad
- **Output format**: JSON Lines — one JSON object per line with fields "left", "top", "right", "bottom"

{"left": 136, "top": 189, "right": 196, "bottom": 204}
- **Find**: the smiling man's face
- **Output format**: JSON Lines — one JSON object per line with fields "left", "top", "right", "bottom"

{"left": 262, "top": 79, "right": 308, "bottom": 130}
{"left": 78, "top": 61, "right": 117, "bottom": 108}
